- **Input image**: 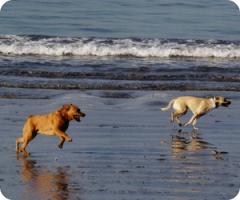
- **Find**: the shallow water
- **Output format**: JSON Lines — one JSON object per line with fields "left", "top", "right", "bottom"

{"left": 0, "top": 89, "right": 239, "bottom": 200}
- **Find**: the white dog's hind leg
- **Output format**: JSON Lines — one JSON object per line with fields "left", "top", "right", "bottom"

{"left": 172, "top": 111, "right": 185, "bottom": 126}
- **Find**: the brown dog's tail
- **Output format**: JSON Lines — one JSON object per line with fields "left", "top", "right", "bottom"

{"left": 161, "top": 99, "right": 175, "bottom": 111}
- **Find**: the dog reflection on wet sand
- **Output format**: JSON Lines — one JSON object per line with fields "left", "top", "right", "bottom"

{"left": 19, "top": 158, "right": 70, "bottom": 200}
{"left": 171, "top": 131, "right": 228, "bottom": 160}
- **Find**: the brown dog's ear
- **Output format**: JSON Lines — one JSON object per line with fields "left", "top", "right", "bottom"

{"left": 61, "top": 104, "right": 71, "bottom": 111}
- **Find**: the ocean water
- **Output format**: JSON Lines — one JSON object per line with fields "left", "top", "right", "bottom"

{"left": 0, "top": 0, "right": 240, "bottom": 92}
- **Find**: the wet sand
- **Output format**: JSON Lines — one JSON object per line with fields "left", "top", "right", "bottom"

{"left": 0, "top": 89, "right": 239, "bottom": 200}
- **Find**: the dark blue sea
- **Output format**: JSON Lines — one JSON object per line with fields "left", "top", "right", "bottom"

{"left": 0, "top": 0, "right": 240, "bottom": 92}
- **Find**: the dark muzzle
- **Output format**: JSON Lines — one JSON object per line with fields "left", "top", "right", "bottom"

{"left": 222, "top": 100, "right": 231, "bottom": 107}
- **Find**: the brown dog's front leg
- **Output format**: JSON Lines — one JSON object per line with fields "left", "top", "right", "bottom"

{"left": 54, "top": 129, "right": 72, "bottom": 142}
{"left": 58, "top": 137, "right": 65, "bottom": 149}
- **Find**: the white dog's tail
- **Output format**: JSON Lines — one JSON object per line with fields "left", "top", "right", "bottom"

{"left": 161, "top": 99, "right": 175, "bottom": 111}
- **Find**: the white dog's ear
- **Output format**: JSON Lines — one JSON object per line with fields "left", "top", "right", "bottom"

{"left": 213, "top": 96, "right": 216, "bottom": 101}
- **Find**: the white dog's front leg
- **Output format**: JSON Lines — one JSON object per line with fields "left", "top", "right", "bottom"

{"left": 184, "top": 114, "right": 198, "bottom": 127}
{"left": 192, "top": 118, "right": 199, "bottom": 130}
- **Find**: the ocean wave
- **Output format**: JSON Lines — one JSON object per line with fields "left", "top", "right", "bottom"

{"left": 0, "top": 35, "right": 240, "bottom": 58}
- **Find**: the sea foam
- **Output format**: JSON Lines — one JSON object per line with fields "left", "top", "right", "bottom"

{"left": 0, "top": 35, "right": 239, "bottom": 58}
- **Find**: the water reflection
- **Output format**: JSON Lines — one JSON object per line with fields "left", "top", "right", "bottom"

{"left": 19, "top": 158, "right": 70, "bottom": 200}
{"left": 171, "top": 130, "right": 227, "bottom": 160}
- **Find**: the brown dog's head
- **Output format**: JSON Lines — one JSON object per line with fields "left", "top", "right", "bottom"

{"left": 214, "top": 96, "right": 231, "bottom": 108}
{"left": 60, "top": 104, "right": 86, "bottom": 122}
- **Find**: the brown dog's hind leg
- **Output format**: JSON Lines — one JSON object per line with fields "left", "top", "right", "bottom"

{"left": 20, "top": 138, "right": 31, "bottom": 157}
{"left": 16, "top": 137, "right": 24, "bottom": 153}
{"left": 20, "top": 130, "right": 37, "bottom": 157}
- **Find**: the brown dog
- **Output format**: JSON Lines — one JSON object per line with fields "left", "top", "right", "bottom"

{"left": 16, "top": 104, "right": 86, "bottom": 157}
{"left": 161, "top": 96, "right": 231, "bottom": 130}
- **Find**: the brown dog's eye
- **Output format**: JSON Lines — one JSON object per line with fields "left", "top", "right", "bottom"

{"left": 77, "top": 109, "right": 80, "bottom": 112}
{"left": 215, "top": 97, "right": 219, "bottom": 100}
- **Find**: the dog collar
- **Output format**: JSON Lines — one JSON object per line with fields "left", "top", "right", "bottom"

{"left": 210, "top": 98, "right": 216, "bottom": 108}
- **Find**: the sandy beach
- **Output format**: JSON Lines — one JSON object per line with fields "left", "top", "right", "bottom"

{"left": 0, "top": 88, "right": 239, "bottom": 200}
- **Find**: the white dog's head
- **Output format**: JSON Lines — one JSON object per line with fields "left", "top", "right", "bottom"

{"left": 214, "top": 96, "right": 231, "bottom": 108}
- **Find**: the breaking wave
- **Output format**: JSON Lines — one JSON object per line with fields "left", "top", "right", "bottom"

{"left": 0, "top": 35, "right": 240, "bottom": 58}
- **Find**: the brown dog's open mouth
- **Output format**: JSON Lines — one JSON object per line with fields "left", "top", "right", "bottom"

{"left": 73, "top": 112, "right": 85, "bottom": 122}
{"left": 73, "top": 115, "right": 81, "bottom": 122}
